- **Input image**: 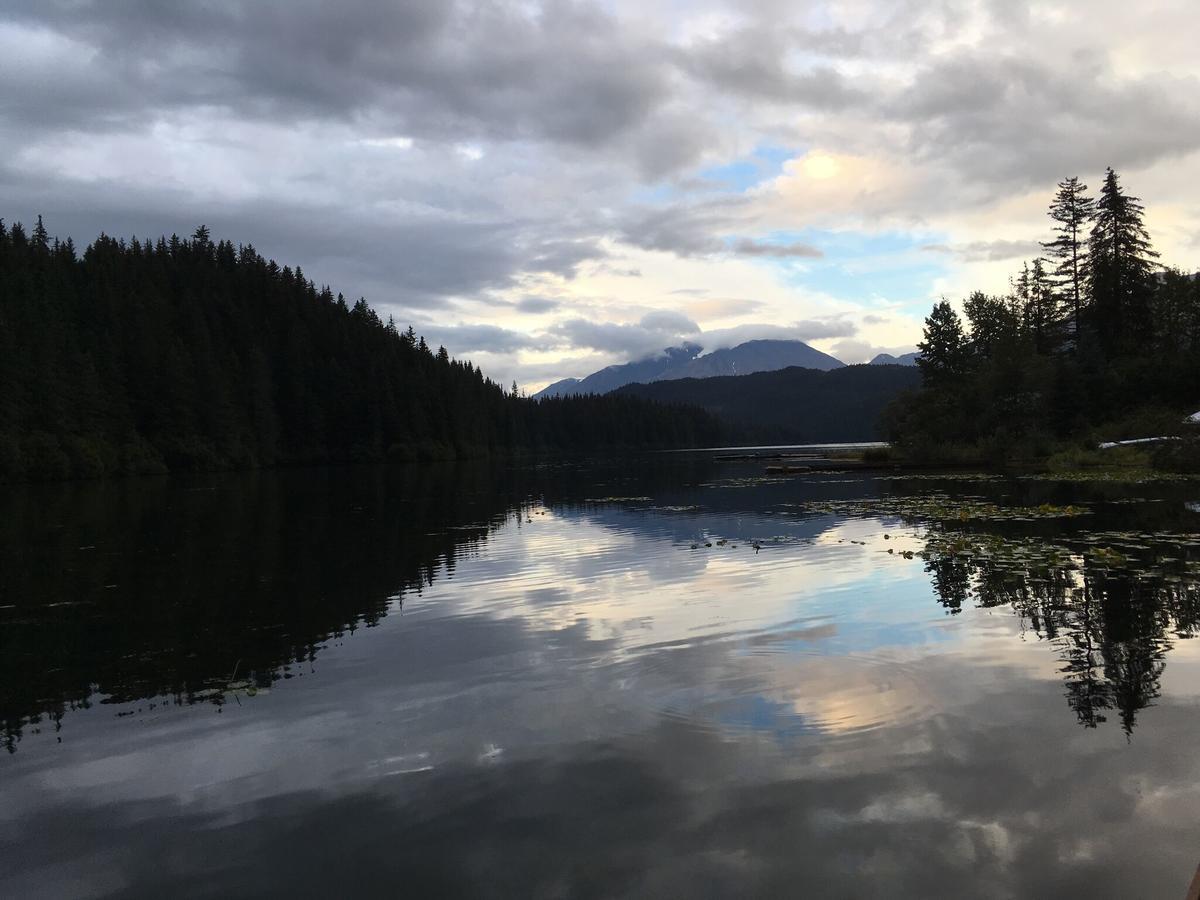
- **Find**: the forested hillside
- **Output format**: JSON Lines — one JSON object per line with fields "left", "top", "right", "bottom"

{"left": 887, "top": 169, "right": 1200, "bottom": 461}
{"left": 0, "top": 219, "right": 723, "bottom": 481}
{"left": 617, "top": 364, "right": 921, "bottom": 442}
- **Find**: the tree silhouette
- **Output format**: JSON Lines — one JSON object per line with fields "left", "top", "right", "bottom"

{"left": 1088, "top": 168, "right": 1159, "bottom": 354}
{"left": 917, "top": 301, "right": 969, "bottom": 385}
{"left": 0, "top": 218, "right": 726, "bottom": 482}
{"left": 1042, "top": 176, "right": 1095, "bottom": 341}
{"left": 888, "top": 169, "right": 1199, "bottom": 460}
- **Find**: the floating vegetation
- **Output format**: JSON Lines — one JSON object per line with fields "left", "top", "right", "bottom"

{"left": 900, "top": 525, "right": 1200, "bottom": 589}
{"left": 1021, "top": 469, "right": 1200, "bottom": 484}
{"left": 1088, "top": 546, "right": 1130, "bottom": 568}
{"left": 784, "top": 495, "right": 1090, "bottom": 523}
{"left": 878, "top": 472, "right": 1007, "bottom": 483}
{"left": 699, "top": 476, "right": 791, "bottom": 488}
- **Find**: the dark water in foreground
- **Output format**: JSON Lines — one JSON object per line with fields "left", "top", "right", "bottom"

{"left": 4, "top": 458, "right": 1200, "bottom": 898}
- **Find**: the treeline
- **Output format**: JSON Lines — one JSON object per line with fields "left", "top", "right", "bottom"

{"left": 618, "top": 364, "right": 921, "bottom": 443}
{"left": 0, "top": 219, "right": 724, "bottom": 480}
{"left": 887, "top": 168, "right": 1200, "bottom": 459}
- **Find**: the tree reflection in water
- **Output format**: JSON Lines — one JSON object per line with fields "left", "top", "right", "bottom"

{"left": 922, "top": 526, "right": 1200, "bottom": 733}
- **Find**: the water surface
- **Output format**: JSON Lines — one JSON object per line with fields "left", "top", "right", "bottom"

{"left": 3, "top": 459, "right": 1200, "bottom": 898}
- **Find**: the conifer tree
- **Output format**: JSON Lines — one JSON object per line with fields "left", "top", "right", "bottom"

{"left": 1042, "top": 177, "right": 1094, "bottom": 341}
{"left": 917, "top": 301, "right": 969, "bottom": 384}
{"left": 1029, "top": 258, "right": 1056, "bottom": 353}
{"left": 31, "top": 215, "right": 49, "bottom": 252}
{"left": 964, "top": 291, "right": 1018, "bottom": 358}
{"left": 1088, "top": 168, "right": 1158, "bottom": 353}
{"left": 0, "top": 216, "right": 724, "bottom": 481}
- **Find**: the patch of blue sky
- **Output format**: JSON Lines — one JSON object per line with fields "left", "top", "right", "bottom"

{"left": 695, "top": 144, "right": 798, "bottom": 193}
{"left": 716, "top": 693, "right": 820, "bottom": 739}
{"left": 748, "top": 228, "right": 952, "bottom": 308}
{"left": 778, "top": 616, "right": 957, "bottom": 657}
{"left": 728, "top": 576, "right": 960, "bottom": 659}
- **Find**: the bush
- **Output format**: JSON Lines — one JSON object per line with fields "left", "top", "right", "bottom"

{"left": 1152, "top": 437, "right": 1200, "bottom": 472}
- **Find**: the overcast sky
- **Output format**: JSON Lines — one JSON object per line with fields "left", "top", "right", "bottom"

{"left": 4, "top": 0, "right": 1199, "bottom": 390}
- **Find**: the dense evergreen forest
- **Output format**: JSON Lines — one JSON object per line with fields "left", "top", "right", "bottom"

{"left": 887, "top": 168, "right": 1200, "bottom": 461}
{"left": 618, "top": 364, "right": 920, "bottom": 443}
{"left": 0, "top": 219, "right": 724, "bottom": 481}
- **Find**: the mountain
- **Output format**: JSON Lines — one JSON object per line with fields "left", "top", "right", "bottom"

{"left": 533, "top": 343, "right": 702, "bottom": 398}
{"left": 534, "top": 339, "right": 843, "bottom": 398}
{"left": 662, "top": 339, "right": 844, "bottom": 379}
{"left": 533, "top": 376, "right": 581, "bottom": 397}
{"left": 869, "top": 351, "right": 920, "bottom": 366}
{"left": 617, "top": 364, "right": 922, "bottom": 442}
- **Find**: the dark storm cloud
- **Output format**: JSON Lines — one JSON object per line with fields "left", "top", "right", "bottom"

{"left": 3, "top": 0, "right": 672, "bottom": 148}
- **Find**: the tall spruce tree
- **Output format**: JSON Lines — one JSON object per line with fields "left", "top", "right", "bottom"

{"left": 1088, "top": 168, "right": 1158, "bottom": 354}
{"left": 1029, "top": 258, "right": 1056, "bottom": 353}
{"left": 1042, "top": 177, "right": 1094, "bottom": 342}
{"left": 917, "top": 301, "right": 969, "bottom": 384}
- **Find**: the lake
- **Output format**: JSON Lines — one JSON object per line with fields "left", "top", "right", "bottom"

{"left": 3, "top": 457, "right": 1200, "bottom": 898}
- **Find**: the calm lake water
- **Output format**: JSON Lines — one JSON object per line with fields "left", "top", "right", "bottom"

{"left": 4, "top": 457, "right": 1200, "bottom": 898}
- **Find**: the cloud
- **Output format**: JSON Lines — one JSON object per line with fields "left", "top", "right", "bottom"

{"left": 417, "top": 323, "right": 551, "bottom": 356}
{"left": 685, "top": 297, "right": 765, "bottom": 320}
{"left": 548, "top": 311, "right": 701, "bottom": 359}
{"left": 701, "top": 318, "right": 857, "bottom": 351}
{"left": 921, "top": 239, "right": 1044, "bottom": 262}
{"left": 618, "top": 198, "right": 751, "bottom": 257}
{"left": 892, "top": 51, "right": 1200, "bottom": 189}
{"left": 829, "top": 338, "right": 917, "bottom": 365}
{"left": 2, "top": 2, "right": 673, "bottom": 149}
{"left": 515, "top": 296, "right": 560, "bottom": 314}
{"left": 678, "top": 28, "right": 868, "bottom": 107}
{"left": 731, "top": 238, "right": 823, "bottom": 259}
{"left": 4, "top": 0, "right": 1200, "bottom": 386}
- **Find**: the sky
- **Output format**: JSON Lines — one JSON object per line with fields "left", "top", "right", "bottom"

{"left": 3, "top": 0, "right": 1199, "bottom": 392}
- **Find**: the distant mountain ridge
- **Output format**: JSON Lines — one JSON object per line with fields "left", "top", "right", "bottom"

{"left": 869, "top": 351, "right": 920, "bottom": 366}
{"left": 616, "top": 364, "right": 922, "bottom": 442}
{"left": 666, "top": 339, "right": 844, "bottom": 379}
{"left": 535, "top": 343, "right": 703, "bottom": 398}
{"left": 535, "top": 339, "right": 844, "bottom": 398}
